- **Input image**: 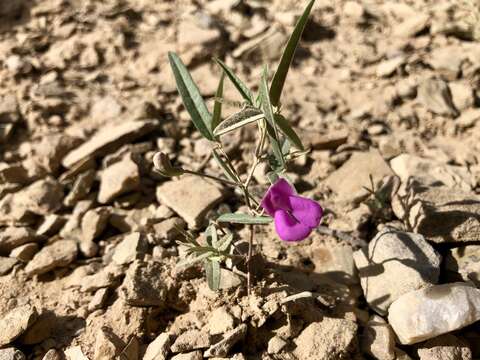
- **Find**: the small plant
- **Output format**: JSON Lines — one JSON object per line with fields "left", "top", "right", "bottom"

{"left": 153, "top": 0, "right": 322, "bottom": 292}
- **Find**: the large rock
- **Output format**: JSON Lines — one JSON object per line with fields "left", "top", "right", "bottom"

{"left": 62, "top": 120, "right": 158, "bottom": 168}
{"left": 156, "top": 176, "right": 224, "bottom": 228}
{"left": 0, "top": 305, "right": 38, "bottom": 347}
{"left": 98, "top": 155, "right": 140, "bottom": 204}
{"left": 25, "top": 240, "right": 77, "bottom": 276}
{"left": 390, "top": 154, "right": 475, "bottom": 191}
{"left": 354, "top": 228, "right": 441, "bottom": 314}
{"left": 120, "top": 260, "right": 169, "bottom": 306}
{"left": 388, "top": 282, "right": 480, "bottom": 344}
{"left": 293, "top": 317, "right": 357, "bottom": 360}
{"left": 392, "top": 183, "right": 480, "bottom": 243}
{"left": 417, "top": 334, "right": 472, "bottom": 360}
{"left": 324, "top": 149, "right": 393, "bottom": 201}
{"left": 0, "top": 227, "right": 40, "bottom": 253}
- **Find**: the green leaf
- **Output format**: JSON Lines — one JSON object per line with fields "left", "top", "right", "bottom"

{"left": 212, "top": 148, "right": 239, "bottom": 183}
{"left": 213, "top": 107, "right": 264, "bottom": 136}
{"left": 215, "top": 58, "right": 254, "bottom": 105}
{"left": 212, "top": 73, "right": 225, "bottom": 132}
{"left": 217, "top": 212, "right": 273, "bottom": 225}
{"left": 259, "top": 67, "right": 285, "bottom": 169}
{"left": 168, "top": 52, "right": 214, "bottom": 141}
{"left": 274, "top": 114, "right": 304, "bottom": 150}
{"left": 269, "top": 0, "right": 316, "bottom": 107}
{"left": 204, "top": 259, "right": 221, "bottom": 290}
{"left": 217, "top": 233, "right": 234, "bottom": 252}
{"left": 205, "top": 224, "right": 218, "bottom": 248}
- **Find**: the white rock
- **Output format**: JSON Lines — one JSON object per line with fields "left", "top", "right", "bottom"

{"left": 417, "top": 334, "right": 472, "bottom": 360}
{"left": 98, "top": 156, "right": 140, "bottom": 204}
{"left": 0, "top": 348, "right": 26, "bottom": 360}
{"left": 143, "top": 332, "right": 173, "bottom": 360}
{"left": 112, "top": 232, "right": 146, "bottom": 265}
{"left": 361, "top": 315, "right": 395, "bottom": 360}
{"left": 388, "top": 282, "right": 480, "bottom": 344}
{"left": 354, "top": 228, "right": 441, "bottom": 314}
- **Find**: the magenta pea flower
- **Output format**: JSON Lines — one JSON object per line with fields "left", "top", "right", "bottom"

{"left": 261, "top": 178, "right": 323, "bottom": 242}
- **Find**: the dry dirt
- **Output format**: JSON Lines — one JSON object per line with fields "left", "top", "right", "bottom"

{"left": 1, "top": 0, "right": 480, "bottom": 359}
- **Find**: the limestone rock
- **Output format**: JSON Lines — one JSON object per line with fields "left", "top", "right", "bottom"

{"left": 204, "top": 324, "right": 247, "bottom": 357}
{"left": 393, "top": 13, "right": 430, "bottom": 37}
{"left": 64, "top": 346, "right": 89, "bottom": 360}
{"left": 41, "top": 349, "right": 61, "bottom": 360}
{"left": 445, "top": 245, "right": 480, "bottom": 286}
{"left": 171, "top": 351, "right": 202, "bottom": 360}
{"left": 9, "top": 243, "right": 38, "bottom": 262}
{"left": 25, "top": 240, "right": 77, "bottom": 276}
{"left": 98, "top": 156, "right": 140, "bottom": 204}
{"left": 156, "top": 176, "right": 224, "bottom": 228}
{"left": 324, "top": 149, "right": 393, "bottom": 201}
{"left": 152, "top": 217, "right": 186, "bottom": 241}
{"left": 417, "top": 78, "right": 458, "bottom": 117}
{"left": 361, "top": 315, "right": 395, "bottom": 360}
{"left": 393, "top": 183, "right": 480, "bottom": 243}
{"left": 390, "top": 154, "right": 475, "bottom": 190}
{"left": 93, "top": 327, "right": 125, "bottom": 360}
{"left": 143, "top": 333, "right": 173, "bottom": 360}
{"left": 354, "top": 228, "right": 440, "bottom": 314}
{"left": 0, "top": 227, "right": 40, "bottom": 253}
{"left": 0, "top": 348, "right": 26, "bottom": 360}
{"left": 62, "top": 119, "right": 158, "bottom": 168}
{"left": 388, "top": 282, "right": 480, "bottom": 344}
{"left": 120, "top": 260, "right": 169, "bottom": 306}
{"left": 112, "top": 232, "right": 147, "bottom": 265}
{"left": 417, "top": 334, "right": 472, "bottom": 360}
{"left": 376, "top": 56, "right": 405, "bottom": 77}
{"left": 88, "top": 288, "right": 109, "bottom": 312}
{"left": 293, "top": 318, "right": 357, "bottom": 360}
{"left": 207, "top": 307, "right": 235, "bottom": 335}
{"left": 0, "top": 257, "right": 18, "bottom": 275}
{"left": 63, "top": 169, "right": 96, "bottom": 207}
{"left": 309, "top": 244, "right": 358, "bottom": 285}
{"left": 81, "top": 207, "right": 110, "bottom": 242}
{"left": 171, "top": 330, "right": 211, "bottom": 353}
{"left": 0, "top": 305, "right": 38, "bottom": 347}
{"left": 267, "top": 336, "right": 287, "bottom": 354}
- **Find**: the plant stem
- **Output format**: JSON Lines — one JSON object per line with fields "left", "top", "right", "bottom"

{"left": 247, "top": 224, "right": 254, "bottom": 295}
{"left": 183, "top": 169, "right": 238, "bottom": 186}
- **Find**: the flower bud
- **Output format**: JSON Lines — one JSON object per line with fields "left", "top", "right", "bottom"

{"left": 153, "top": 152, "right": 185, "bottom": 177}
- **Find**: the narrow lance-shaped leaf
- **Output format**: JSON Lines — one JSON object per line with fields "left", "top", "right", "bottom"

{"left": 211, "top": 72, "right": 225, "bottom": 132}
{"left": 168, "top": 52, "right": 214, "bottom": 141}
{"left": 259, "top": 68, "right": 285, "bottom": 169}
{"left": 212, "top": 148, "right": 239, "bottom": 183}
{"left": 269, "top": 0, "right": 315, "bottom": 107}
{"left": 204, "top": 259, "right": 221, "bottom": 290}
{"left": 274, "top": 113, "right": 304, "bottom": 150}
{"left": 213, "top": 107, "right": 264, "bottom": 137}
{"left": 215, "top": 58, "right": 254, "bottom": 105}
{"left": 217, "top": 212, "right": 273, "bottom": 225}
{"left": 265, "top": 120, "right": 285, "bottom": 172}
{"left": 176, "top": 251, "right": 212, "bottom": 269}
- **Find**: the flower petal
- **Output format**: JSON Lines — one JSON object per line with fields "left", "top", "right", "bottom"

{"left": 288, "top": 195, "right": 323, "bottom": 228}
{"left": 261, "top": 178, "right": 295, "bottom": 216}
{"left": 274, "top": 209, "right": 312, "bottom": 242}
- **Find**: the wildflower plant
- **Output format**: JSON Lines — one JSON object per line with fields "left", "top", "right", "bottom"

{"left": 153, "top": 0, "right": 321, "bottom": 292}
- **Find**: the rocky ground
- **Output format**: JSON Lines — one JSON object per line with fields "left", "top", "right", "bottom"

{"left": 1, "top": 0, "right": 480, "bottom": 359}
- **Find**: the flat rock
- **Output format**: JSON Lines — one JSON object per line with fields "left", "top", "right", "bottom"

{"left": 388, "top": 282, "right": 480, "bottom": 344}
{"left": 0, "top": 305, "right": 38, "bottom": 347}
{"left": 393, "top": 13, "right": 430, "bottom": 37}
{"left": 207, "top": 307, "right": 235, "bottom": 335}
{"left": 10, "top": 243, "right": 39, "bottom": 262}
{"left": 0, "top": 227, "right": 40, "bottom": 253}
{"left": 392, "top": 183, "right": 480, "bottom": 243}
{"left": 293, "top": 317, "right": 358, "bottom": 360}
{"left": 204, "top": 324, "right": 247, "bottom": 357}
{"left": 309, "top": 244, "right": 358, "bottom": 285}
{"left": 25, "top": 240, "right": 77, "bottom": 276}
{"left": 0, "top": 177, "right": 63, "bottom": 223}
{"left": 143, "top": 333, "right": 173, "bottom": 360}
{"left": 171, "top": 351, "right": 202, "bottom": 360}
{"left": 456, "top": 109, "right": 480, "bottom": 128}
{"left": 177, "top": 18, "right": 221, "bottom": 47}
{"left": 64, "top": 346, "right": 89, "bottom": 360}
{"left": 449, "top": 82, "right": 474, "bottom": 111}
{"left": 361, "top": 315, "right": 395, "bottom": 360}
{"left": 62, "top": 119, "right": 158, "bottom": 168}
{"left": 427, "top": 47, "right": 464, "bottom": 80}
{"left": 376, "top": 56, "right": 405, "bottom": 77}
{"left": 120, "top": 260, "right": 169, "bottom": 306}
{"left": 112, "top": 232, "right": 147, "bottom": 265}
{"left": 417, "top": 334, "right": 472, "bottom": 360}
{"left": 354, "top": 228, "right": 441, "bottom": 314}
{"left": 445, "top": 245, "right": 480, "bottom": 286}
{"left": 156, "top": 176, "right": 224, "bottom": 228}
{"left": 81, "top": 207, "right": 110, "bottom": 242}
{"left": 152, "top": 217, "right": 186, "bottom": 242}
{"left": 0, "top": 348, "right": 26, "bottom": 360}
{"left": 417, "top": 78, "right": 458, "bottom": 117}
{"left": 171, "top": 330, "right": 211, "bottom": 353}
{"left": 324, "top": 149, "right": 393, "bottom": 201}
{"left": 390, "top": 154, "right": 475, "bottom": 190}
{"left": 98, "top": 155, "right": 140, "bottom": 204}
{"left": 0, "top": 257, "right": 18, "bottom": 275}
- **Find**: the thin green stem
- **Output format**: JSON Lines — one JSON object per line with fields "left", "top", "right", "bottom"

{"left": 183, "top": 169, "right": 237, "bottom": 186}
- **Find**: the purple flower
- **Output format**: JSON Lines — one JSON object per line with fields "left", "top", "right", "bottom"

{"left": 261, "top": 178, "right": 323, "bottom": 242}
